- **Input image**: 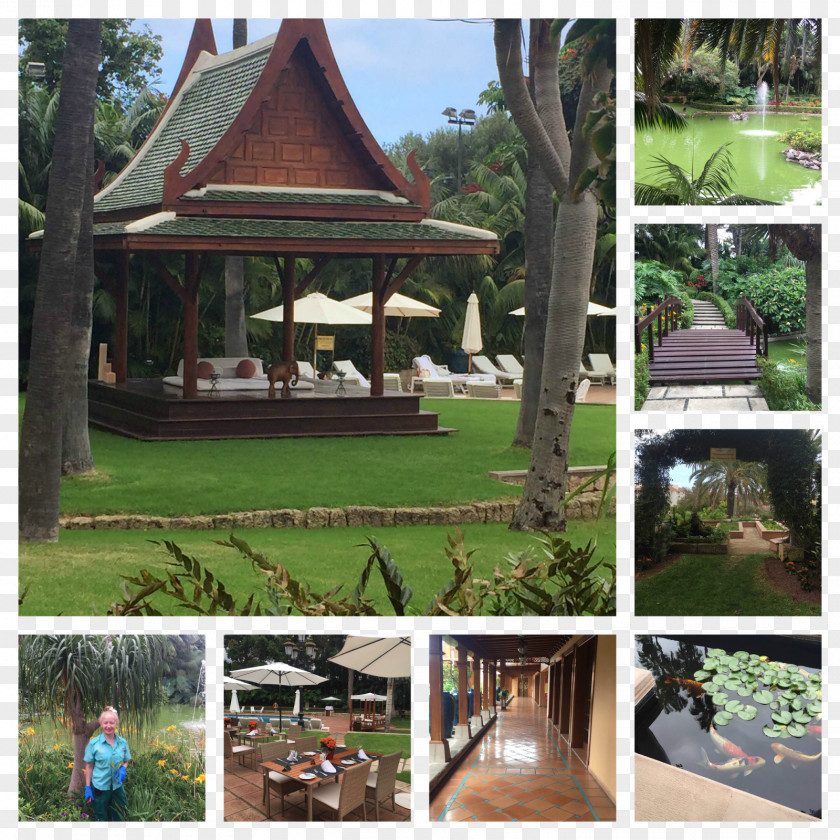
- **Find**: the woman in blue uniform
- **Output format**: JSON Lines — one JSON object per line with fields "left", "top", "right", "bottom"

{"left": 84, "top": 707, "right": 131, "bottom": 821}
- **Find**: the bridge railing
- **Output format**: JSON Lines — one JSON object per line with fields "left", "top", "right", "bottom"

{"left": 736, "top": 297, "right": 769, "bottom": 359}
{"left": 634, "top": 296, "right": 683, "bottom": 360}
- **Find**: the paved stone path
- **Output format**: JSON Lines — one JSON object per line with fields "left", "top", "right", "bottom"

{"left": 728, "top": 526, "right": 774, "bottom": 555}
{"left": 641, "top": 383, "right": 769, "bottom": 412}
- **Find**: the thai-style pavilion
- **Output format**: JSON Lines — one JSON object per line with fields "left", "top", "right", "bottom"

{"left": 51, "top": 19, "right": 499, "bottom": 439}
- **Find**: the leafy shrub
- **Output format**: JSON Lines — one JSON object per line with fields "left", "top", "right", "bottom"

{"left": 726, "top": 84, "right": 757, "bottom": 105}
{"left": 634, "top": 260, "right": 683, "bottom": 304}
{"left": 699, "top": 502, "right": 727, "bottom": 520}
{"left": 777, "top": 129, "right": 821, "bottom": 153}
{"left": 692, "top": 291, "right": 736, "bottom": 328}
{"left": 782, "top": 553, "right": 820, "bottom": 592}
{"left": 662, "top": 49, "right": 739, "bottom": 102}
{"left": 635, "top": 347, "right": 650, "bottom": 410}
{"left": 635, "top": 522, "right": 673, "bottom": 571}
{"left": 757, "top": 358, "right": 820, "bottom": 411}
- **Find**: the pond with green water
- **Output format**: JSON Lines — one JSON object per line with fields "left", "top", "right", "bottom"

{"left": 636, "top": 112, "right": 821, "bottom": 205}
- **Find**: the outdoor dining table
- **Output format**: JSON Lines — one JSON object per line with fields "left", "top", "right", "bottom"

{"left": 260, "top": 746, "right": 381, "bottom": 820}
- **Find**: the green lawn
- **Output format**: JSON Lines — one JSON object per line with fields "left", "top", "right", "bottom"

{"left": 52, "top": 400, "right": 615, "bottom": 516}
{"left": 344, "top": 732, "right": 411, "bottom": 784}
{"left": 635, "top": 553, "right": 819, "bottom": 617}
{"left": 19, "top": 519, "right": 616, "bottom": 616}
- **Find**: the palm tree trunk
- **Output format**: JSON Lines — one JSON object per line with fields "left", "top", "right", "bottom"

{"left": 384, "top": 678, "right": 394, "bottom": 733}
{"left": 727, "top": 478, "right": 736, "bottom": 518}
{"left": 69, "top": 688, "right": 99, "bottom": 796}
{"left": 19, "top": 19, "right": 101, "bottom": 542}
{"left": 706, "top": 225, "right": 719, "bottom": 293}
{"left": 61, "top": 117, "right": 96, "bottom": 476}
{"left": 225, "top": 19, "right": 249, "bottom": 358}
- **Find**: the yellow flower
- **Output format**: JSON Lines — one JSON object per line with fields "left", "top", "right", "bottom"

{"left": 186, "top": 763, "right": 191, "bottom": 770}
{"left": 53, "top": 744, "right": 60, "bottom": 750}
{"left": 27, "top": 728, "right": 35, "bottom": 735}
{"left": 195, "top": 774, "right": 206, "bottom": 784}
{"left": 181, "top": 775, "right": 190, "bottom": 781}
{"left": 170, "top": 769, "right": 178, "bottom": 775}
{"left": 158, "top": 759, "right": 167, "bottom": 767}
{"left": 165, "top": 725, "right": 176, "bottom": 732}
{"left": 66, "top": 763, "right": 74, "bottom": 769}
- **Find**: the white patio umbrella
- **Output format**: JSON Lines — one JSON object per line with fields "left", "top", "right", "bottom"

{"left": 231, "top": 661, "right": 327, "bottom": 733}
{"left": 251, "top": 292, "right": 373, "bottom": 369}
{"left": 341, "top": 291, "right": 441, "bottom": 318}
{"left": 328, "top": 636, "right": 411, "bottom": 678}
{"left": 321, "top": 696, "right": 342, "bottom": 702}
{"left": 292, "top": 688, "right": 301, "bottom": 718}
{"left": 461, "top": 292, "right": 483, "bottom": 371}
{"left": 510, "top": 301, "right": 616, "bottom": 317}
{"left": 229, "top": 692, "right": 242, "bottom": 714}
{"left": 224, "top": 676, "right": 256, "bottom": 716}
{"left": 351, "top": 693, "right": 388, "bottom": 701}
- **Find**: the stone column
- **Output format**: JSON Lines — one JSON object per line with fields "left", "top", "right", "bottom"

{"left": 453, "top": 643, "right": 471, "bottom": 740}
{"left": 429, "top": 635, "right": 450, "bottom": 763}
{"left": 470, "top": 654, "right": 483, "bottom": 731}
{"left": 491, "top": 661, "right": 497, "bottom": 716}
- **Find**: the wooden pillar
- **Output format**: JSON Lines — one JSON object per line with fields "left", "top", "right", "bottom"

{"left": 491, "top": 661, "right": 497, "bottom": 714}
{"left": 429, "top": 635, "right": 450, "bottom": 762}
{"left": 455, "top": 644, "right": 470, "bottom": 738}
{"left": 471, "top": 654, "right": 482, "bottom": 728}
{"left": 370, "top": 255, "right": 386, "bottom": 396}
{"left": 283, "top": 255, "right": 296, "bottom": 362}
{"left": 182, "top": 252, "right": 202, "bottom": 399}
{"left": 484, "top": 661, "right": 491, "bottom": 713}
{"left": 113, "top": 251, "right": 129, "bottom": 382}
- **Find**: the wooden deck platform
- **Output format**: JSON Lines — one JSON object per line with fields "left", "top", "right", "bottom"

{"left": 88, "top": 378, "right": 450, "bottom": 440}
{"left": 648, "top": 329, "right": 763, "bottom": 384}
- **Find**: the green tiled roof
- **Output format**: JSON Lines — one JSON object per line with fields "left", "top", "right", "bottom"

{"left": 182, "top": 188, "right": 417, "bottom": 207}
{"left": 94, "top": 217, "right": 494, "bottom": 242}
{"left": 94, "top": 46, "right": 273, "bottom": 214}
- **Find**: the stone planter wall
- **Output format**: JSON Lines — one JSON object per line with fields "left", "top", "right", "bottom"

{"left": 670, "top": 541, "right": 728, "bottom": 555}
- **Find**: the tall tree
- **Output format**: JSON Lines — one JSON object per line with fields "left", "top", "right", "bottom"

{"left": 495, "top": 19, "right": 615, "bottom": 531}
{"left": 225, "top": 19, "right": 250, "bottom": 358}
{"left": 19, "top": 635, "right": 166, "bottom": 796}
{"left": 384, "top": 677, "right": 394, "bottom": 733}
{"left": 690, "top": 460, "right": 766, "bottom": 518}
{"left": 770, "top": 224, "right": 821, "bottom": 404}
{"left": 705, "top": 224, "right": 720, "bottom": 293}
{"left": 19, "top": 19, "right": 100, "bottom": 542}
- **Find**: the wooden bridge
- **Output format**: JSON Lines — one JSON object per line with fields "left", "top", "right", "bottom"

{"left": 636, "top": 296, "right": 768, "bottom": 385}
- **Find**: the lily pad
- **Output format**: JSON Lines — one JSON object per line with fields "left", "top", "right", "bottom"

{"left": 714, "top": 711, "right": 733, "bottom": 726}
{"left": 694, "top": 670, "right": 711, "bottom": 681}
{"left": 737, "top": 706, "right": 758, "bottom": 721}
{"left": 712, "top": 692, "right": 729, "bottom": 706}
{"left": 780, "top": 690, "right": 797, "bottom": 702}
{"left": 763, "top": 724, "right": 783, "bottom": 737}
{"left": 724, "top": 679, "right": 742, "bottom": 691}
{"left": 776, "top": 728, "right": 792, "bottom": 739}
{"left": 792, "top": 710, "right": 812, "bottom": 725}
{"left": 725, "top": 700, "right": 744, "bottom": 713}
{"left": 708, "top": 648, "right": 726, "bottom": 658}
{"left": 753, "top": 690, "right": 774, "bottom": 704}
{"left": 771, "top": 710, "right": 793, "bottom": 725}
{"left": 737, "top": 686, "right": 753, "bottom": 697}
{"left": 791, "top": 696, "right": 805, "bottom": 711}
{"left": 749, "top": 654, "right": 760, "bottom": 661}
{"left": 733, "top": 651, "right": 749, "bottom": 660}
{"left": 807, "top": 701, "right": 822, "bottom": 716}
{"left": 702, "top": 681, "right": 718, "bottom": 692}
{"left": 712, "top": 674, "right": 728, "bottom": 686}
{"left": 787, "top": 722, "right": 807, "bottom": 738}
{"left": 785, "top": 664, "right": 799, "bottom": 673}
{"left": 769, "top": 700, "right": 781, "bottom": 711}
{"left": 703, "top": 658, "right": 720, "bottom": 671}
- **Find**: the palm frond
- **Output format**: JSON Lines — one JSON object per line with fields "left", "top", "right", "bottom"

{"left": 634, "top": 92, "right": 688, "bottom": 132}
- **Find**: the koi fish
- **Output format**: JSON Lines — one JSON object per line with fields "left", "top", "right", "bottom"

{"left": 710, "top": 723, "right": 748, "bottom": 759}
{"left": 663, "top": 676, "right": 706, "bottom": 694}
{"left": 700, "top": 748, "right": 765, "bottom": 777}
{"left": 806, "top": 724, "right": 821, "bottom": 737}
{"left": 770, "top": 743, "right": 821, "bottom": 767}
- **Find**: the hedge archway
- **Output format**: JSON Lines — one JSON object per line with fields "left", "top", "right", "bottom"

{"left": 635, "top": 430, "right": 820, "bottom": 561}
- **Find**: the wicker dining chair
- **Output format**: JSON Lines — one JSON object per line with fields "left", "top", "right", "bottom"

{"left": 262, "top": 741, "right": 306, "bottom": 817}
{"left": 285, "top": 724, "right": 302, "bottom": 740}
{"left": 224, "top": 731, "right": 256, "bottom": 769}
{"left": 364, "top": 751, "right": 402, "bottom": 819}
{"left": 310, "top": 760, "right": 372, "bottom": 821}
{"left": 291, "top": 735, "right": 318, "bottom": 754}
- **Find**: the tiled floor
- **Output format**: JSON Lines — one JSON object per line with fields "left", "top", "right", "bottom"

{"left": 430, "top": 699, "right": 616, "bottom": 822}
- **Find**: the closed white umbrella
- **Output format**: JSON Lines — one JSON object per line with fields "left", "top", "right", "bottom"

{"left": 461, "top": 292, "right": 483, "bottom": 371}
{"left": 342, "top": 291, "right": 441, "bottom": 318}
{"left": 229, "top": 691, "right": 241, "bottom": 714}
{"left": 328, "top": 636, "right": 411, "bottom": 678}
{"left": 251, "top": 292, "right": 373, "bottom": 369}
{"left": 292, "top": 688, "right": 301, "bottom": 716}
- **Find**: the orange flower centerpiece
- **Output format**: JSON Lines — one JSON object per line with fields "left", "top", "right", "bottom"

{"left": 319, "top": 736, "right": 337, "bottom": 761}
{"left": 248, "top": 720, "right": 258, "bottom": 732}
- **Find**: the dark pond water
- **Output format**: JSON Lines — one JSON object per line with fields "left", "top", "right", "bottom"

{"left": 636, "top": 635, "right": 821, "bottom": 818}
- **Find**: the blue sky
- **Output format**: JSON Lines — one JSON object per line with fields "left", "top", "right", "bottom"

{"left": 135, "top": 18, "right": 504, "bottom": 146}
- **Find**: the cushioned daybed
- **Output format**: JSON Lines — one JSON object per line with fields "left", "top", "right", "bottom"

{"left": 162, "top": 357, "right": 315, "bottom": 391}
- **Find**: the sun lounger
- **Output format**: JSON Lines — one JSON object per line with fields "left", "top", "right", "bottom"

{"left": 333, "top": 359, "right": 370, "bottom": 388}
{"left": 382, "top": 373, "right": 402, "bottom": 392}
{"left": 471, "top": 355, "right": 518, "bottom": 384}
{"left": 411, "top": 355, "right": 495, "bottom": 393}
{"left": 580, "top": 361, "right": 604, "bottom": 386}
{"left": 421, "top": 379, "right": 456, "bottom": 398}
{"left": 467, "top": 382, "right": 501, "bottom": 398}
{"left": 588, "top": 354, "right": 616, "bottom": 385}
{"left": 496, "top": 354, "right": 524, "bottom": 376}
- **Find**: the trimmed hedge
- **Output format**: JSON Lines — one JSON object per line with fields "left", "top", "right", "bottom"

{"left": 692, "top": 291, "right": 736, "bottom": 329}
{"left": 687, "top": 101, "right": 821, "bottom": 114}
{"left": 635, "top": 350, "right": 650, "bottom": 411}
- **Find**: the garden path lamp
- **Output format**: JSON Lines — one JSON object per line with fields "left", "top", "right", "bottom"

{"left": 230, "top": 661, "right": 327, "bottom": 736}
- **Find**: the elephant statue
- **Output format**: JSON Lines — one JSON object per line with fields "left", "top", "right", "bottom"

{"left": 267, "top": 360, "right": 299, "bottom": 398}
